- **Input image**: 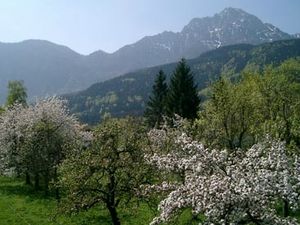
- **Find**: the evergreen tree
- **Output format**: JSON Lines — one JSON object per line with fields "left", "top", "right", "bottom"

{"left": 144, "top": 70, "right": 168, "bottom": 127}
{"left": 6, "top": 80, "right": 27, "bottom": 106}
{"left": 166, "top": 58, "right": 200, "bottom": 120}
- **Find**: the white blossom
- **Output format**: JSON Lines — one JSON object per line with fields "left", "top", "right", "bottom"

{"left": 146, "top": 130, "right": 300, "bottom": 225}
{"left": 0, "top": 97, "right": 90, "bottom": 175}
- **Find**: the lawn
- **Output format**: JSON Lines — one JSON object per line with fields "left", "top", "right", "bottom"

{"left": 0, "top": 176, "right": 154, "bottom": 225}
{"left": 2, "top": 176, "right": 299, "bottom": 225}
{"left": 0, "top": 176, "right": 199, "bottom": 225}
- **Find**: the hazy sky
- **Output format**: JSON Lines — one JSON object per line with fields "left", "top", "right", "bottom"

{"left": 0, "top": 0, "right": 299, "bottom": 54}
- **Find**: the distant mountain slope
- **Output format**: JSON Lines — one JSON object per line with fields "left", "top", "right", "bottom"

{"left": 0, "top": 8, "right": 294, "bottom": 104}
{"left": 65, "top": 39, "right": 300, "bottom": 124}
{"left": 0, "top": 40, "right": 84, "bottom": 102}
{"left": 293, "top": 33, "right": 300, "bottom": 38}
{"left": 89, "top": 7, "right": 291, "bottom": 76}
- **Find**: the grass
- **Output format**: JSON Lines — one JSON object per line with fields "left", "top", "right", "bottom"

{"left": 0, "top": 176, "right": 153, "bottom": 225}
{"left": 3, "top": 176, "right": 299, "bottom": 225}
{"left": 2, "top": 176, "right": 300, "bottom": 225}
{"left": 0, "top": 176, "right": 198, "bottom": 225}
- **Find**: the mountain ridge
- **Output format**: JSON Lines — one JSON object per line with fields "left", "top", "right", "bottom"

{"left": 65, "top": 38, "right": 300, "bottom": 124}
{"left": 0, "top": 7, "right": 296, "bottom": 104}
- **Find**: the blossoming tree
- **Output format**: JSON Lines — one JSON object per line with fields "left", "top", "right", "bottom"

{"left": 0, "top": 97, "right": 89, "bottom": 194}
{"left": 145, "top": 127, "right": 300, "bottom": 225}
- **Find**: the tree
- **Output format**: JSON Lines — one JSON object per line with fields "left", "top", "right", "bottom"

{"left": 145, "top": 126, "right": 300, "bottom": 225}
{"left": 257, "top": 60, "right": 300, "bottom": 150}
{"left": 0, "top": 104, "right": 24, "bottom": 176}
{"left": 196, "top": 58, "right": 300, "bottom": 150}
{"left": 6, "top": 80, "right": 27, "bottom": 106}
{"left": 0, "top": 97, "right": 88, "bottom": 193}
{"left": 196, "top": 74, "right": 262, "bottom": 150}
{"left": 144, "top": 70, "right": 168, "bottom": 127}
{"left": 166, "top": 58, "right": 200, "bottom": 120}
{"left": 58, "top": 117, "right": 153, "bottom": 225}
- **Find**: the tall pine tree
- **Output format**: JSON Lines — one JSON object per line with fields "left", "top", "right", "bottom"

{"left": 144, "top": 70, "right": 168, "bottom": 127}
{"left": 166, "top": 58, "right": 200, "bottom": 120}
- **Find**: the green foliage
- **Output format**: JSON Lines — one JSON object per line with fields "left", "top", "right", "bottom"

{"left": 6, "top": 80, "right": 27, "bottom": 106}
{"left": 166, "top": 58, "right": 200, "bottom": 120}
{"left": 58, "top": 117, "right": 154, "bottom": 225}
{"left": 23, "top": 120, "right": 69, "bottom": 192}
{"left": 196, "top": 58, "right": 300, "bottom": 150}
{"left": 258, "top": 59, "right": 300, "bottom": 150}
{"left": 196, "top": 73, "right": 261, "bottom": 149}
{"left": 66, "top": 39, "right": 300, "bottom": 124}
{"left": 0, "top": 176, "right": 159, "bottom": 225}
{"left": 144, "top": 70, "right": 168, "bottom": 127}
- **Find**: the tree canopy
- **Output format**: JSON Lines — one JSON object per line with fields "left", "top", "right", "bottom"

{"left": 0, "top": 97, "right": 87, "bottom": 193}
{"left": 6, "top": 80, "right": 27, "bottom": 106}
{"left": 58, "top": 117, "right": 153, "bottom": 225}
{"left": 196, "top": 58, "right": 300, "bottom": 151}
{"left": 145, "top": 125, "right": 300, "bottom": 225}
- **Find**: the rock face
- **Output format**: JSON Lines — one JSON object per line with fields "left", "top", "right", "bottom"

{"left": 0, "top": 8, "right": 293, "bottom": 103}
{"left": 99, "top": 7, "right": 291, "bottom": 73}
{"left": 293, "top": 33, "right": 300, "bottom": 38}
{"left": 178, "top": 8, "right": 291, "bottom": 58}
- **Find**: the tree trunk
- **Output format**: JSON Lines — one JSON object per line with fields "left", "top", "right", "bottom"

{"left": 25, "top": 172, "right": 31, "bottom": 185}
{"left": 34, "top": 173, "right": 40, "bottom": 190}
{"left": 237, "top": 129, "right": 246, "bottom": 149}
{"left": 247, "top": 211, "right": 261, "bottom": 225}
{"left": 54, "top": 168, "right": 60, "bottom": 201}
{"left": 44, "top": 171, "right": 49, "bottom": 196}
{"left": 107, "top": 172, "right": 120, "bottom": 225}
{"left": 55, "top": 188, "right": 60, "bottom": 201}
{"left": 283, "top": 199, "right": 289, "bottom": 217}
{"left": 107, "top": 205, "right": 121, "bottom": 225}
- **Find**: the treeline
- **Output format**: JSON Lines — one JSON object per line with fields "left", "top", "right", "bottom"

{"left": 65, "top": 39, "right": 300, "bottom": 124}
{"left": 0, "top": 58, "right": 300, "bottom": 225}
{"left": 146, "top": 58, "right": 300, "bottom": 151}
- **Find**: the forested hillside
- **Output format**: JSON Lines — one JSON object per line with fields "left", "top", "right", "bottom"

{"left": 66, "top": 38, "right": 300, "bottom": 124}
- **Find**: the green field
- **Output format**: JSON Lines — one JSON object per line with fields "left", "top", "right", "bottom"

{"left": 0, "top": 176, "right": 199, "bottom": 225}
{"left": 3, "top": 176, "right": 298, "bottom": 225}
{"left": 0, "top": 176, "right": 151, "bottom": 225}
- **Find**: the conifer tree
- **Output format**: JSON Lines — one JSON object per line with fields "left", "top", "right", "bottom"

{"left": 144, "top": 70, "right": 168, "bottom": 127}
{"left": 166, "top": 58, "right": 200, "bottom": 120}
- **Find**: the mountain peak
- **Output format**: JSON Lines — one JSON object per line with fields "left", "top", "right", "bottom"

{"left": 181, "top": 7, "right": 290, "bottom": 55}
{"left": 184, "top": 7, "right": 259, "bottom": 32}
{"left": 219, "top": 7, "right": 248, "bottom": 16}
{"left": 216, "top": 7, "right": 261, "bottom": 22}
{"left": 0, "top": 8, "right": 294, "bottom": 104}
{"left": 88, "top": 49, "right": 109, "bottom": 57}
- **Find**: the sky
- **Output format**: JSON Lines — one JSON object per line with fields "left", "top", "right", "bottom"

{"left": 0, "top": 0, "right": 299, "bottom": 55}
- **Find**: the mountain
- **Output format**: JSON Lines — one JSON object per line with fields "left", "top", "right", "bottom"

{"left": 293, "top": 33, "right": 300, "bottom": 38}
{"left": 65, "top": 39, "right": 300, "bottom": 124}
{"left": 0, "top": 8, "right": 294, "bottom": 104}
{"left": 0, "top": 40, "right": 85, "bottom": 103}
{"left": 89, "top": 7, "right": 291, "bottom": 76}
